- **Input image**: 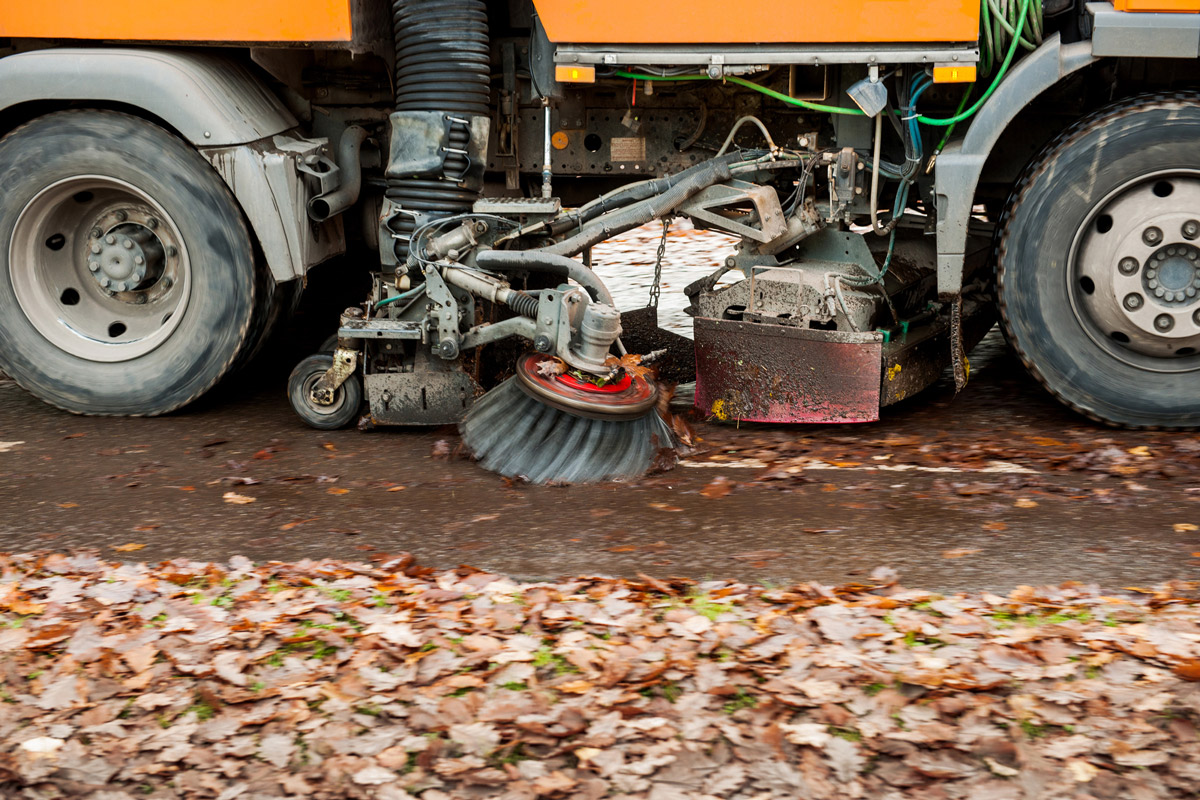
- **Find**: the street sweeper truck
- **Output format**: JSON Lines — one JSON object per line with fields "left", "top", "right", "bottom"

{"left": 0, "top": 0, "right": 1196, "bottom": 481}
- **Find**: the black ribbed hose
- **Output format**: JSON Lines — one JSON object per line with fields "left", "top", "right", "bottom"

{"left": 387, "top": 0, "right": 490, "bottom": 259}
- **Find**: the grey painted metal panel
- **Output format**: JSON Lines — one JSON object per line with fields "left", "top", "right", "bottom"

{"left": 934, "top": 35, "right": 1097, "bottom": 294}
{"left": 1088, "top": 2, "right": 1200, "bottom": 58}
{"left": 0, "top": 48, "right": 296, "bottom": 146}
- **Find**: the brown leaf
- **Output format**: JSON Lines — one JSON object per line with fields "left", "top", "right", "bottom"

{"left": 535, "top": 357, "right": 567, "bottom": 377}
{"left": 1174, "top": 660, "right": 1200, "bottom": 682}
{"left": 113, "top": 543, "right": 147, "bottom": 552}
{"left": 699, "top": 476, "right": 734, "bottom": 499}
{"left": 731, "top": 550, "right": 784, "bottom": 562}
{"left": 649, "top": 503, "right": 683, "bottom": 512}
{"left": 326, "top": 487, "right": 350, "bottom": 495}
{"left": 222, "top": 491, "right": 256, "bottom": 505}
{"left": 942, "top": 548, "right": 980, "bottom": 559}
{"left": 982, "top": 521, "right": 1008, "bottom": 532}
{"left": 280, "top": 518, "right": 318, "bottom": 531}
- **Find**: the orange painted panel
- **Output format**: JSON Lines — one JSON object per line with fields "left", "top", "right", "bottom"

{"left": 534, "top": 0, "right": 979, "bottom": 44}
{"left": 0, "top": 0, "right": 353, "bottom": 42}
{"left": 1113, "top": 0, "right": 1200, "bottom": 10}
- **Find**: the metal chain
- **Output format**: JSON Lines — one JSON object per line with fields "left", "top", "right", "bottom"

{"left": 648, "top": 217, "right": 669, "bottom": 309}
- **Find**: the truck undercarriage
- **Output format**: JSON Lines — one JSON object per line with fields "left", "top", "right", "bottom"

{"left": 0, "top": 0, "right": 1196, "bottom": 482}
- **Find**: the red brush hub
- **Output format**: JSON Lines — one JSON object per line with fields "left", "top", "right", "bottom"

{"left": 514, "top": 353, "right": 658, "bottom": 420}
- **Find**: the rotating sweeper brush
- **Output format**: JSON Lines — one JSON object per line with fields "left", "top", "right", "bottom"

{"left": 459, "top": 352, "right": 675, "bottom": 484}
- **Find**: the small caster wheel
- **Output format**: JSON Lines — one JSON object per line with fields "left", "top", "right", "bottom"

{"left": 288, "top": 353, "right": 362, "bottom": 430}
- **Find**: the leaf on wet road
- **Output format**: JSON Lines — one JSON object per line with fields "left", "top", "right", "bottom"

{"left": 222, "top": 492, "right": 256, "bottom": 505}
{"left": 941, "top": 548, "right": 981, "bottom": 559}
{"left": 699, "top": 476, "right": 734, "bottom": 499}
{"left": 112, "top": 543, "right": 147, "bottom": 552}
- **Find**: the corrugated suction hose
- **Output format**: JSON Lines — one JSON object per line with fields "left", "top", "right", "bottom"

{"left": 387, "top": 0, "right": 490, "bottom": 258}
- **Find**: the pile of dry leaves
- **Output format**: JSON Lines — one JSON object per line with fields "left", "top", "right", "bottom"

{"left": 2, "top": 553, "right": 1200, "bottom": 800}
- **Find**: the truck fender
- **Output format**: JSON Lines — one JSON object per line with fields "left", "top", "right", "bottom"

{"left": 0, "top": 47, "right": 342, "bottom": 280}
{"left": 934, "top": 34, "right": 1097, "bottom": 296}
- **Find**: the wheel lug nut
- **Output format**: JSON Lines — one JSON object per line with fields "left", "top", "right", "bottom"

{"left": 1124, "top": 293, "right": 1143, "bottom": 310}
{"left": 105, "top": 235, "right": 116, "bottom": 245}
{"left": 87, "top": 259, "right": 100, "bottom": 273}
{"left": 114, "top": 210, "right": 127, "bottom": 222}
{"left": 1189, "top": 287, "right": 1197, "bottom": 298}
{"left": 147, "top": 218, "right": 158, "bottom": 229}
{"left": 100, "top": 277, "right": 111, "bottom": 288}
{"left": 1119, "top": 257, "right": 1139, "bottom": 275}
{"left": 1143, "top": 227, "right": 1162, "bottom": 245}
{"left": 1154, "top": 286, "right": 1165, "bottom": 297}
{"left": 134, "top": 255, "right": 144, "bottom": 265}
{"left": 1149, "top": 278, "right": 1160, "bottom": 289}
{"left": 166, "top": 246, "right": 178, "bottom": 258}
{"left": 161, "top": 277, "right": 174, "bottom": 289}
{"left": 1155, "top": 314, "right": 1174, "bottom": 331}
{"left": 89, "top": 242, "right": 102, "bottom": 254}
{"left": 1147, "top": 269, "right": 1157, "bottom": 280}
{"left": 1184, "top": 220, "right": 1199, "bottom": 240}
{"left": 122, "top": 239, "right": 133, "bottom": 249}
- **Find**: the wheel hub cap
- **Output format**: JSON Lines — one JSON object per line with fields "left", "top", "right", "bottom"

{"left": 9, "top": 176, "right": 190, "bottom": 363}
{"left": 1073, "top": 173, "right": 1200, "bottom": 365}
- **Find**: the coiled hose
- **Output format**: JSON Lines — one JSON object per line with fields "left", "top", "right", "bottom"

{"left": 386, "top": 0, "right": 490, "bottom": 259}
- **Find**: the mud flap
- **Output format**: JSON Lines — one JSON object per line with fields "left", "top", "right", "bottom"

{"left": 693, "top": 316, "right": 883, "bottom": 423}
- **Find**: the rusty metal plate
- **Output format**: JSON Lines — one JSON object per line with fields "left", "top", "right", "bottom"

{"left": 693, "top": 316, "right": 882, "bottom": 423}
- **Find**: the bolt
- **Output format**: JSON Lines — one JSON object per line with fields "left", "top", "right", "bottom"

{"left": 105, "top": 235, "right": 116, "bottom": 245}
{"left": 122, "top": 239, "right": 133, "bottom": 249}
{"left": 725, "top": 256, "right": 737, "bottom": 268}
{"left": 1118, "top": 257, "right": 1139, "bottom": 275}
{"left": 91, "top": 228, "right": 102, "bottom": 239}
{"left": 134, "top": 255, "right": 144, "bottom": 266}
{"left": 133, "top": 293, "right": 147, "bottom": 304}
{"left": 161, "top": 277, "right": 173, "bottom": 289}
{"left": 533, "top": 334, "right": 553, "bottom": 352}
{"left": 1154, "top": 286, "right": 1166, "bottom": 297}
{"left": 114, "top": 210, "right": 127, "bottom": 222}
{"left": 1189, "top": 287, "right": 1197, "bottom": 298}
{"left": 1184, "top": 220, "right": 1199, "bottom": 240}
{"left": 1155, "top": 314, "right": 1174, "bottom": 332}
{"left": 87, "top": 259, "right": 100, "bottom": 273}
{"left": 1149, "top": 278, "right": 1160, "bottom": 289}
{"left": 90, "top": 242, "right": 102, "bottom": 254}
{"left": 1124, "top": 293, "right": 1143, "bottom": 310}
{"left": 100, "top": 277, "right": 111, "bottom": 289}
{"left": 1143, "top": 227, "right": 1162, "bottom": 245}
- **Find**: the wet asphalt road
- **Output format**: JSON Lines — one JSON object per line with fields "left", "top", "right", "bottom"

{"left": 2, "top": 305, "right": 1197, "bottom": 593}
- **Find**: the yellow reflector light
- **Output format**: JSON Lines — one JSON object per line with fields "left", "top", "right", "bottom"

{"left": 932, "top": 64, "right": 977, "bottom": 83}
{"left": 555, "top": 65, "right": 596, "bottom": 83}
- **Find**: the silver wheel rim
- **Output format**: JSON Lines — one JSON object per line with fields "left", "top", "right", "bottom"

{"left": 9, "top": 175, "right": 191, "bottom": 363}
{"left": 1069, "top": 169, "right": 1200, "bottom": 373}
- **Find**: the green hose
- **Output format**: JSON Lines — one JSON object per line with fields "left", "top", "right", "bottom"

{"left": 375, "top": 282, "right": 425, "bottom": 309}
{"left": 616, "top": 0, "right": 1036, "bottom": 130}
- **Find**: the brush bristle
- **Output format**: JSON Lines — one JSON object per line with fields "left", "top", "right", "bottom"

{"left": 459, "top": 378, "right": 676, "bottom": 484}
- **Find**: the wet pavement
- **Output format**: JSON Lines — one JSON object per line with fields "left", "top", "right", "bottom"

{"left": 1, "top": 229, "right": 1198, "bottom": 592}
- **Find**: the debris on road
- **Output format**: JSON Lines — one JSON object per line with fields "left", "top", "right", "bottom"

{"left": 2, "top": 553, "right": 1200, "bottom": 799}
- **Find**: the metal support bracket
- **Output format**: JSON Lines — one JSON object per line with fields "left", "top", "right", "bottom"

{"left": 680, "top": 180, "right": 788, "bottom": 243}
{"left": 311, "top": 347, "right": 358, "bottom": 406}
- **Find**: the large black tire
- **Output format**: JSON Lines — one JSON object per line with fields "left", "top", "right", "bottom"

{"left": 997, "top": 92, "right": 1200, "bottom": 429}
{"left": 0, "top": 110, "right": 256, "bottom": 415}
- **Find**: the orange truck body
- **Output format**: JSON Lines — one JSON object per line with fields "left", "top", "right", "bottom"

{"left": 0, "top": 0, "right": 354, "bottom": 41}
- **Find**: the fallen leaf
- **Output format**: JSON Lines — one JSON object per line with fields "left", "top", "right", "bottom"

{"left": 700, "top": 476, "right": 735, "bottom": 499}
{"left": 1174, "top": 523, "right": 1198, "bottom": 533}
{"left": 649, "top": 503, "right": 683, "bottom": 512}
{"left": 223, "top": 492, "right": 256, "bottom": 505}
{"left": 112, "top": 543, "right": 147, "bottom": 552}
{"left": 321, "top": 442, "right": 338, "bottom": 451}
{"left": 731, "top": 550, "right": 784, "bottom": 562}
{"left": 133, "top": 525, "right": 160, "bottom": 532}
{"left": 280, "top": 518, "right": 318, "bottom": 531}
{"left": 982, "top": 521, "right": 1008, "bottom": 532}
{"left": 1066, "top": 759, "right": 1098, "bottom": 782}
{"left": 326, "top": 487, "right": 350, "bottom": 495}
{"left": 57, "top": 503, "right": 79, "bottom": 509}
{"left": 387, "top": 485, "right": 407, "bottom": 492}
{"left": 1014, "top": 498, "right": 1038, "bottom": 508}
{"left": 1128, "top": 446, "right": 1151, "bottom": 457}
{"left": 942, "top": 548, "right": 980, "bottom": 559}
